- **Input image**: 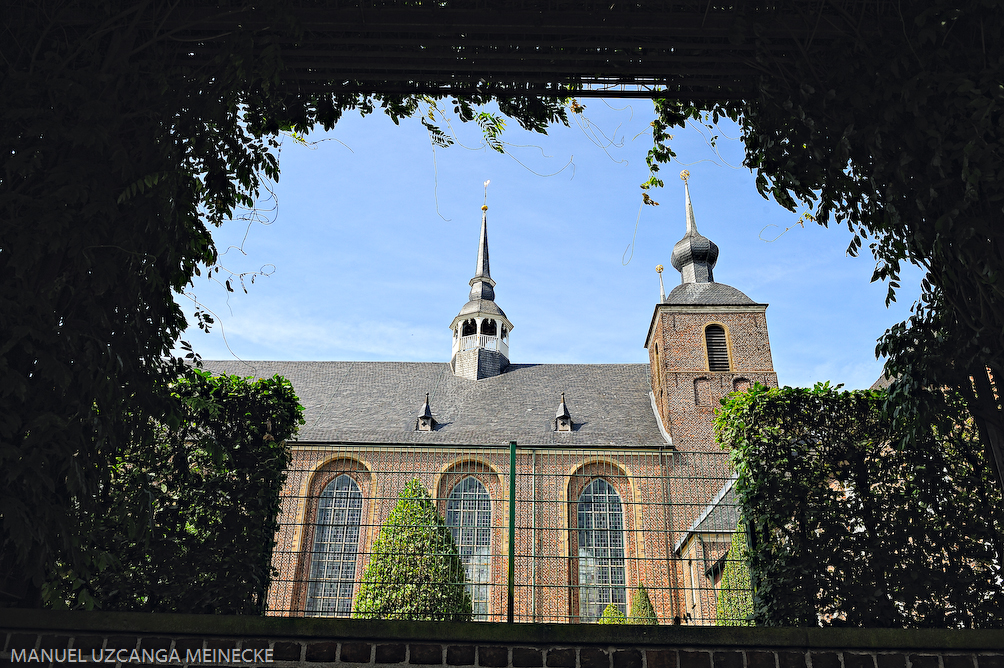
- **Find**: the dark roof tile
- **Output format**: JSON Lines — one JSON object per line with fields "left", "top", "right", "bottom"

{"left": 199, "top": 360, "right": 668, "bottom": 447}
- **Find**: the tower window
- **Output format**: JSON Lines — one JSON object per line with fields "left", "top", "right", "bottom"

{"left": 705, "top": 325, "right": 729, "bottom": 371}
{"left": 462, "top": 319, "right": 477, "bottom": 337}
{"left": 481, "top": 319, "right": 497, "bottom": 336}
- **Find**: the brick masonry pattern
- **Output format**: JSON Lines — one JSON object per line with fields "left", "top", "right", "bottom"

{"left": 4, "top": 630, "right": 1004, "bottom": 668}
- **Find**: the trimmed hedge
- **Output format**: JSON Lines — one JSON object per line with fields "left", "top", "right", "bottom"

{"left": 629, "top": 586, "right": 658, "bottom": 625}
{"left": 598, "top": 603, "right": 626, "bottom": 624}
{"left": 716, "top": 383, "right": 1004, "bottom": 628}
{"left": 43, "top": 370, "right": 303, "bottom": 613}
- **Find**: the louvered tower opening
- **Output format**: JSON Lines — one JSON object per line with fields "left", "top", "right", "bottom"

{"left": 705, "top": 325, "right": 730, "bottom": 371}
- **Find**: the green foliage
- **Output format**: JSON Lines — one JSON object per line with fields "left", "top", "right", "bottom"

{"left": 353, "top": 479, "right": 472, "bottom": 621}
{"left": 716, "top": 521, "right": 753, "bottom": 627}
{"left": 598, "top": 603, "right": 626, "bottom": 625}
{"left": 628, "top": 586, "right": 658, "bottom": 625}
{"left": 716, "top": 383, "right": 1004, "bottom": 628}
{"left": 0, "top": 0, "right": 568, "bottom": 605}
{"left": 41, "top": 370, "right": 303, "bottom": 613}
{"left": 647, "top": 1, "right": 1004, "bottom": 488}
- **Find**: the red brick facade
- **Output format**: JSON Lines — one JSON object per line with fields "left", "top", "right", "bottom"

{"left": 645, "top": 304, "right": 778, "bottom": 452}
{"left": 261, "top": 292, "right": 779, "bottom": 625}
{"left": 268, "top": 446, "right": 698, "bottom": 624}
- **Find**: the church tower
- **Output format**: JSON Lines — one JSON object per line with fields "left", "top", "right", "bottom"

{"left": 645, "top": 172, "right": 778, "bottom": 450}
{"left": 449, "top": 202, "right": 514, "bottom": 380}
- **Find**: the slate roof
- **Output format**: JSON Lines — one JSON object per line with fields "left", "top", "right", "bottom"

{"left": 674, "top": 475, "right": 739, "bottom": 553}
{"left": 664, "top": 282, "right": 757, "bottom": 306}
{"left": 199, "top": 360, "right": 669, "bottom": 447}
{"left": 869, "top": 373, "right": 894, "bottom": 390}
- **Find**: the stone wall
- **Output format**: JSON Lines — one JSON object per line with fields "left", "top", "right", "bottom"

{"left": 3, "top": 610, "right": 1003, "bottom": 668}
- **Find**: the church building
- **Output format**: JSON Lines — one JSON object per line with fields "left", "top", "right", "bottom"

{"left": 204, "top": 175, "right": 778, "bottom": 624}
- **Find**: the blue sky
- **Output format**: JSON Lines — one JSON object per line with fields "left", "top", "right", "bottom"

{"left": 178, "top": 99, "right": 923, "bottom": 390}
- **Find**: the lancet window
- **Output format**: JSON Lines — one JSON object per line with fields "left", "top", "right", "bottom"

{"left": 304, "top": 474, "right": 363, "bottom": 616}
{"left": 445, "top": 477, "right": 492, "bottom": 620}
{"left": 575, "top": 478, "right": 627, "bottom": 621}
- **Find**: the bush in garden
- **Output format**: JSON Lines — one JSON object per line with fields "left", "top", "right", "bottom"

{"left": 353, "top": 479, "right": 472, "bottom": 621}
{"left": 629, "top": 585, "right": 658, "bottom": 625}
{"left": 716, "top": 382, "right": 1004, "bottom": 628}
{"left": 715, "top": 521, "right": 753, "bottom": 626}
{"left": 598, "top": 602, "right": 626, "bottom": 624}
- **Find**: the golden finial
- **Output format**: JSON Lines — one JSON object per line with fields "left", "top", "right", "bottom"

{"left": 680, "top": 169, "right": 690, "bottom": 182}
{"left": 656, "top": 264, "right": 664, "bottom": 274}
{"left": 482, "top": 179, "right": 491, "bottom": 210}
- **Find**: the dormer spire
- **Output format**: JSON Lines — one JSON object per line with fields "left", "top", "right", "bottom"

{"left": 555, "top": 393, "right": 572, "bottom": 431}
{"left": 670, "top": 171, "right": 719, "bottom": 284}
{"left": 416, "top": 393, "right": 436, "bottom": 431}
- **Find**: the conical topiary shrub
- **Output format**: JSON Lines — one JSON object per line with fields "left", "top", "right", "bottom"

{"left": 716, "top": 520, "right": 754, "bottom": 626}
{"left": 352, "top": 479, "right": 472, "bottom": 621}
{"left": 597, "top": 602, "right": 626, "bottom": 624}
{"left": 628, "top": 585, "right": 658, "bottom": 624}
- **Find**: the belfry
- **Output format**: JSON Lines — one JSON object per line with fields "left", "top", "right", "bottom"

{"left": 449, "top": 200, "right": 514, "bottom": 380}
{"left": 645, "top": 171, "right": 779, "bottom": 451}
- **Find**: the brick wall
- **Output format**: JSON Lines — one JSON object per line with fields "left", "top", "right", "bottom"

{"left": 646, "top": 305, "right": 778, "bottom": 452}
{"left": 4, "top": 610, "right": 1003, "bottom": 668}
{"left": 268, "top": 445, "right": 707, "bottom": 623}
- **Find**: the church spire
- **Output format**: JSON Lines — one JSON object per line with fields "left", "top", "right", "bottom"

{"left": 469, "top": 204, "right": 496, "bottom": 301}
{"left": 670, "top": 171, "right": 719, "bottom": 284}
{"left": 449, "top": 182, "right": 514, "bottom": 380}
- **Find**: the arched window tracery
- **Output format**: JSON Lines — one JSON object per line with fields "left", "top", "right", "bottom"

{"left": 576, "top": 478, "right": 627, "bottom": 621}
{"left": 445, "top": 476, "right": 492, "bottom": 620}
{"left": 305, "top": 474, "right": 363, "bottom": 616}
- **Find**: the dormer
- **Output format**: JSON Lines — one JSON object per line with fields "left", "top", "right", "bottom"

{"left": 416, "top": 393, "right": 436, "bottom": 431}
{"left": 555, "top": 393, "right": 573, "bottom": 432}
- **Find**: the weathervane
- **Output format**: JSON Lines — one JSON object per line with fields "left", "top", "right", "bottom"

{"left": 482, "top": 179, "right": 490, "bottom": 211}
{"left": 680, "top": 169, "right": 690, "bottom": 182}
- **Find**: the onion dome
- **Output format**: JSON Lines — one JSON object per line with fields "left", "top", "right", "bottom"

{"left": 670, "top": 174, "right": 719, "bottom": 284}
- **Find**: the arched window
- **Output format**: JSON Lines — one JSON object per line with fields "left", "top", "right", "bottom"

{"left": 480, "top": 319, "right": 497, "bottom": 336}
{"left": 576, "top": 479, "right": 627, "bottom": 621}
{"left": 462, "top": 319, "right": 477, "bottom": 337}
{"left": 305, "top": 474, "right": 363, "bottom": 616}
{"left": 445, "top": 476, "right": 492, "bottom": 620}
{"left": 705, "top": 324, "right": 730, "bottom": 371}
